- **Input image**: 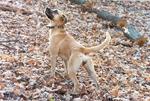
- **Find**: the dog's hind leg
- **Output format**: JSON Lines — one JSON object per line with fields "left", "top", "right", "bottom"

{"left": 84, "top": 57, "right": 99, "bottom": 90}
{"left": 68, "top": 52, "right": 83, "bottom": 94}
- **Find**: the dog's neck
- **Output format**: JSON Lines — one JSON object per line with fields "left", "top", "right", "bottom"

{"left": 47, "top": 23, "right": 65, "bottom": 34}
{"left": 47, "top": 25, "right": 64, "bottom": 29}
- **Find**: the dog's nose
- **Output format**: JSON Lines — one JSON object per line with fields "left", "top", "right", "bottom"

{"left": 46, "top": 7, "right": 52, "bottom": 12}
{"left": 46, "top": 7, "right": 50, "bottom": 10}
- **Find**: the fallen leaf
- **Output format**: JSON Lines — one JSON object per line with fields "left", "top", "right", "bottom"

{"left": 0, "top": 54, "right": 16, "bottom": 62}
{"left": 73, "top": 98, "right": 84, "bottom": 101}
{"left": 144, "top": 76, "right": 150, "bottom": 82}
{"left": 136, "top": 36, "right": 148, "bottom": 47}
{"left": 0, "top": 82, "right": 6, "bottom": 89}
{"left": 28, "top": 46, "right": 37, "bottom": 52}
{"left": 116, "top": 17, "right": 127, "bottom": 28}
{"left": 13, "top": 86, "right": 21, "bottom": 95}
{"left": 111, "top": 85, "right": 120, "bottom": 97}
{"left": 24, "top": 0, "right": 32, "bottom": 4}
{"left": 27, "top": 59, "right": 40, "bottom": 66}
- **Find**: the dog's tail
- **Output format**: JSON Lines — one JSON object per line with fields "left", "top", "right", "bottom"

{"left": 81, "top": 32, "right": 111, "bottom": 54}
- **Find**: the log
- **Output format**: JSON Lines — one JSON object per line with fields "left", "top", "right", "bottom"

{"left": 69, "top": 0, "right": 143, "bottom": 40}
{"left": 85, "top": 8, "right": 142, "bottom": 40}
{"left": 69, "top": 0, "right": 86, "bottom": 4}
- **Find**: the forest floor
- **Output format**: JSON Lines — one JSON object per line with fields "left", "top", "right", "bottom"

{"left": 0, "top": 0, "right": 150, "bottom": 101}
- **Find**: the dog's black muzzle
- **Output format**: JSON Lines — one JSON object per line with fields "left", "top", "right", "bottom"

{"left": 45, "top": 8, "right": 58, "bottom": 20}
{"left": 45, "top": 8, "right": 54, "bottom": 20}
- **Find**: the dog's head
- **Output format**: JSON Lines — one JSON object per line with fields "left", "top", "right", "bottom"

{"left": 45, "top": 8, "right": 67, "bottom": 26}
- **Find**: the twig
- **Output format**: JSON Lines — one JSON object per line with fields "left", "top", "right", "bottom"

{"left": 0, "top": 3, "right": 44, "bottom": 16}
{"left": 0, "top": 40, "right": 19, "bottom": 43}
{"left": 0, "top": 43, "right": 16, "bottom": 50}
{"left": 0, "top": 3, "right": 32, "bottom": 15}
{"left": 116, "top": 41, "right": 133, "bottom": 47}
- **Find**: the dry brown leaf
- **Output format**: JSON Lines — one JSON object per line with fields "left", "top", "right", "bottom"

{"left": 92, "top": 24, "right": 97, "bottom": 32}
{"left": 116, "top": 17, "right": 127, "bottom": 28}
{"left": 136, "top": 36, "right": 148, "bottom": 47}
{"left": 115, "top": 32, "right": 123, "bottom": 37}
{"left": 123, "top": 79, "right": 129, "bottom": 86}
{"left": 125, "top": 70, "right": 133, "bottom": 77}
{"left": 82, "top": 0, "right": 96, "bottom": 11}
{"left": 28, "top": 46, "right": 37, "bottom": 52}
{"left": 104, "top": 59, "right": 117, "bottom": 67}
{"left": 111, "top": 85, "right": 120, "bottom": 97}
{"left": 13, "top": 86, "right": 20, "bottom": 95}
{"left": 131, "top": 59, "right": 141, "bottom": 67}
{"left": 24, "top": 0, "right": 32, "bottom": 4}
{"left": 0, "top": 82, "right": 6, "bottom": 89}
{"left": 111, "top": 77, "right": 119, "bottom": 85}
{"left": 111, "top": 38, "right": 117, "bottom": 45}
{"left": 28, "top": 46, "right": 39, "bottom": 52}
{"left": 144, "top": 76, "right": 150, "bottom": 82}
{"left": 27, "top": 59, "right": 40, "bottom": 66}
{"left": 0, "top": 54, "right": 16, "bottom": 62}
{"left": 73, "top": 98, "right": 84, "bottom": 101}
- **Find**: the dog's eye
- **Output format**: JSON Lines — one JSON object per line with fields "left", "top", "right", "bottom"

{"left": 61, "top": 15, "right": 67, "bottom": 23}
{"left": 62, "top": 15, "right": 65, "bottom": 18}
{"left": 60, "top": 16, "right": 65, "bottom": 21}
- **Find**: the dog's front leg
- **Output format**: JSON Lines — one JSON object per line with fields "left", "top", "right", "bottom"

{"left": 49, "top": 45, "right": 59, "bottom": 77}
{"left": 63, "top": 60, "right": 69, "bottom": 78}
{"left": 50, "top": 55, "right": 57, "bottom": 77}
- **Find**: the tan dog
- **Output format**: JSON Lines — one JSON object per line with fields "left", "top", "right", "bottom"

{"left": 45, "top": 8, "right": 111, "bottom": 94}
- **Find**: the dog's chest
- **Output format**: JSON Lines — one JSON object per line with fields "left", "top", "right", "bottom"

{"left": 58, "top": 41, "right": 71, "bottom": 60}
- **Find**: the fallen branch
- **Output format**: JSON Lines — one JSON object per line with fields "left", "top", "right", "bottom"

{"left": 69, "top": 0, "right": 86, "bottom": 4}
{"left": 85, "top": 8, "right": 148, "bottom": 46}
{"left": 0, "top": 40, "right": 19, "bottom": 43}
{"left": 0, "top": 3, "right": 32, "bottom": 15}
{"left": 0, "top": 43, "right": 17, "bottom": 50}
{"left": 0, "top": 3, "right": 44, "bottom": 16}
{"left": 69, "top": 0, "right": 145, "bottom": 41}
{"left": 83, "top": 8, "right": 143, "bottom": 40}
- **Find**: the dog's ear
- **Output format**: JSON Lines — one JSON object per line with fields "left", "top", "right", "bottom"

{"left": 64, "top": 15, "right": 67, "bottom": 24}
{"left": 61, "top": 15, "right": 67, "bottom": 24}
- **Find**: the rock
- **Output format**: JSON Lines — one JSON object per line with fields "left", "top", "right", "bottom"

{"left": 64, "top": 93, "right": 72, "bottom": 101}
{"left": 82, "top": 95, "right": 89, "bottom": 100}
{"left": 27, "top": 79, "right": 37, "bottom": 89}
{"left": 40, "top": 91, "right": 49, "bottom": 98}
{"left": 69, "top": 0, "right": 86, "bottom": 4}
{"left": 73, "top": 98, "right": 84, "bottom": 101}
{"left": 2, "top": 70, "right": 15, "bottom": 79}
{"left": 16, "top": 76, "right": 30, "bottom": 84}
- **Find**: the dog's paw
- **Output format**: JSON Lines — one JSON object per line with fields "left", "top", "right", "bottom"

{"left": 71, "top": 88, "right": 81, "bottom": 95}
{"left": 71, "top": 84, "right": 84, "bottom": 95}
{"left": 63, "top": 72, "right": 69, "bottom": 79}
{"left": 94, "top": 83, "right": 100, "bottom": 91}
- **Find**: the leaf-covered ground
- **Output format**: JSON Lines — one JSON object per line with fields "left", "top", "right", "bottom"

{"left": 0, "top": 0, "right": 150, "bottom": 101}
